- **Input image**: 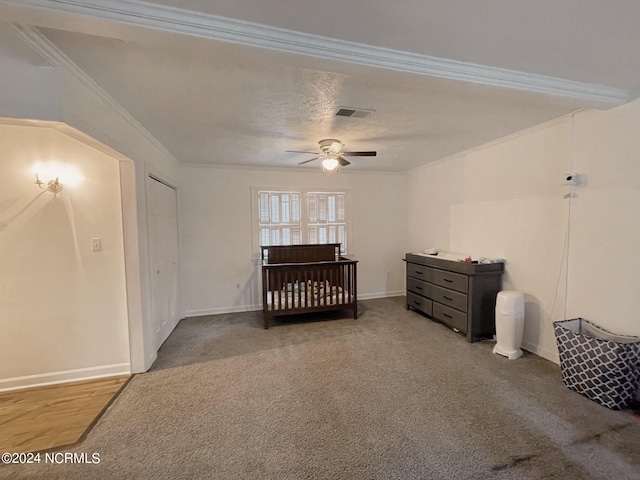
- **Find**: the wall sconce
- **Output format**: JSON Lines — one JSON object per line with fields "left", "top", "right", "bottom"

{"left": 31, "top": 162, "right": 83, "bottom": 192}
{"left": 35, "top": 173, "right": 63, "bottom": 193}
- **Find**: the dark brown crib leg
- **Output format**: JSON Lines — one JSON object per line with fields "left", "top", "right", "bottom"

{"left": 353, "top": 304, "right": 358, "bottom": 319}
{"left": 264, "top": 314, "right": 271, "bottom": 329}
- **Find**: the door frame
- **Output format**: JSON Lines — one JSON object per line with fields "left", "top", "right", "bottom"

{"left": 120, "top": 160, "right": 182, "bottom": 373}
{"left": 145, "top": 172, "right": 181, "bottom": 350}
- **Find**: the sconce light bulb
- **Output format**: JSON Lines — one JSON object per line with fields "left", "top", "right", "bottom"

{"left": 48, "top": 177, "right": 63, "bottom": 194}
{"left": 34, "top": 173, "right": 63, "bottom": 193}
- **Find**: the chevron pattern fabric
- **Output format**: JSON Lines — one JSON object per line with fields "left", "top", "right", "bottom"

{"left": 554, "top": 318, "right": 640, "bottom": 409}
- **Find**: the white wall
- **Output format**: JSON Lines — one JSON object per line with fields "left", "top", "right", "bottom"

{"left": 58, "top": 67, "right": 181, "bottom": 372}
{"left": 0, "top": 125, "right": 130, "bottom": 390}
{"left": 406, "top": 99, "right": 640, "bottom": 363}
{"left": 567, "top": 101, "right": 640, "bottom": 336}
{"left": 0, "top": 60, "right": 61, "bottom": 122}
{"left": 0, "top": 27, "right": 183, "bottom": 373}
{"left": 180, "top": 166, "right": 406, "bottom": 316}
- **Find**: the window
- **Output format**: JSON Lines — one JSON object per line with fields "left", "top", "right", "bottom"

{"left": 252, "top": 188, "right": 350, "bottom": 254}
{"left": 307, "top": 192, "right": 347, "bottom": 250}
{"left": 258, "top": 191, "right": 302, "bottom": 247}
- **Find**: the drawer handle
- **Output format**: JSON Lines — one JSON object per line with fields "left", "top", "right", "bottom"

{"left": 443, "top": 295, "right": 453, "bottom": 301}
{"left": 413, "top": 300, "right": 422, "bottom": 305}
{"left": 415, "top": 270, "right": 424, "bottom": 275}
{"left": 443, "top": 278, "right": 453, "bottom": 283}
{"left": 443, "top": 313, "right": 453, "bottom": 319}
{"left": 415, "top": 286, "right": 423, "bottom": 290}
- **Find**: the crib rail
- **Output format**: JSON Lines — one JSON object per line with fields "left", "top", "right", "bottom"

{"left": 261, "top": 258, "right": 357, "bottom": 329}
{"left": 261, "top": 243, "right": 340, "bottom": 264}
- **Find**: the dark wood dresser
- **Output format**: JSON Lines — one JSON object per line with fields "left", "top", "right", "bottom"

{"left": 405, "top": 253, "right": 504, "bottom": 342}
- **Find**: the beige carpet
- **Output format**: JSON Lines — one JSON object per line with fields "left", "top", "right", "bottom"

{"left": 2, "top": 297, "right": 638, "bottom": 479}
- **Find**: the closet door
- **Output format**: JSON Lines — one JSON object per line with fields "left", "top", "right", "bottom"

{"left": 146, "top": 175, "right": 180, "bottom": 350}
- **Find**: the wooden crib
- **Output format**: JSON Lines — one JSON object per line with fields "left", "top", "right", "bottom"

{"left": 261, "top": 244, "right": 358, "bottom": 329}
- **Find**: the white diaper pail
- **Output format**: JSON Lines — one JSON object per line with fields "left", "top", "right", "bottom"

{"left": 493, "top": 291, "right": 525, "bottom": 360}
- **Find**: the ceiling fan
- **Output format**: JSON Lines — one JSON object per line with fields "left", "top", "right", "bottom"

{"left": 287, "top": 139, "right": 377, "bottom": 171}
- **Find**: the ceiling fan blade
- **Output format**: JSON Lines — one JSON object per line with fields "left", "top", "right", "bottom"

{"left": 342, "top": 151, "right": 377, "bottom": 157}
{"left": 337, "top": 156, "right": 350, "bottom": 167}
{"left": 287, "top": 150, "right": 320, "bottom": 154}
{"left": 298, "top": 156, "right": 320, "bottom": 165}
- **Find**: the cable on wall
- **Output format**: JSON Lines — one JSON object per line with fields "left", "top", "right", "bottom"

{"left": 549, "top": 111, "right": 577, "bottom": 323}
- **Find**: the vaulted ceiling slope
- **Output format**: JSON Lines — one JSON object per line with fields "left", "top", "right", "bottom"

{"left": 1, "top": 0, "right": 639, "bottom": 172}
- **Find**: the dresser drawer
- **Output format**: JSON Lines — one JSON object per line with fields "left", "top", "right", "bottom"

{"left": 431, "top": 285, "right": 467, "bottom": 312}
{"left": 407, "top": 263, "right": 433, "bottom": 282}
{"left": 407, "top": 292, "right": 432, "bottom": 316}
{"left": 433, "top": 302, "right": 467, "bottom": 333}
{"left": 432, "top": 269, "right": 468, "bottom": 293}
{"left": 407, "top": 277, "right": 432, "bottom": 298}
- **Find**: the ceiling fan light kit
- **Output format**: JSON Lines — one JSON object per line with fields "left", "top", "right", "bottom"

{"left": 321, "top": 157, "right": 340, "bottom": 172}
{"left": 288, "top": 139, "right": 377, "bottom": 172}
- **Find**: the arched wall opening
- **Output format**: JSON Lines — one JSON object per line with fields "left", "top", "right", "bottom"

{"left": 0, "top": 119, "right": 148, "bottom": 390}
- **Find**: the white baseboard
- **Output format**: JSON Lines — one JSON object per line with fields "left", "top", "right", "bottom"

{"left": 522, "top": 340, "right": 560, "bottom": 365}
{"left": 185, "top": 304, "right": 262, "bottom": 317}
{"left": 0, "top": 363, "right": 131, "bottom": 393}
{"left": 358, "top": 291, "right": 405, "bottom": 300}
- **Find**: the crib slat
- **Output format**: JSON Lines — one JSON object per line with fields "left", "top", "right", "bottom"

{"left": 262, "top": 267, "right": 268, "bottom": 312}
{"left": 340, "top": 264, "right": 348, "bottom": 303}
{"left": 346, "top": 264, "right": 350, "bottom": 304}
{"left": 343, "top": 264, "right": 347, "bottom": 304}
{"left": 305, "top": 268, "right": 309, "bottom": 307}
{"left": 323, "top": 266, "right": 328, "bottom": 306}
{"left": 297, "top": 267, "right": 302, "bottom": 310}
{"left": 299, "top": 266, "right": 304, "bottom": 308}
{"left": 318, "top": 267, "right": 322, "bottom": 307}
{"left": 350, "top": 263, "right": 354, "bottom": 303}
{"left": 278, "top": 269, "right": 283, "bottom": 310}
{"left": 316, "top": 267, "right": 321, "bottom": 306}
{"left": 286, "top": 270, "right": 291, "bottom": 310}
{"left": 353, "top": 262, "right": 358, "bottom": 317}
{"left": 344, "top": 264, "right": 349, "bottom": 305}
{"left": 309, "top": 266, "right": 313, "bottom": 307}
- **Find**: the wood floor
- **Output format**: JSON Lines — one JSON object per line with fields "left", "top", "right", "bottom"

{"left": 0, "top": 376, "right": 130, "bottom": 453}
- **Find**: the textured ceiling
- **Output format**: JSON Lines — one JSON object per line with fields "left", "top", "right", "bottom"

{"left": 38, "top": 27, "right": 586, "bottom": 171}
{"left": 3, "top": 1, "right": 640, "bottom": 172}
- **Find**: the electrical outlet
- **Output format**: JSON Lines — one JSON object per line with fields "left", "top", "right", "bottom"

{"left": 91, "top": 238, "right": 102, "bottom": 251}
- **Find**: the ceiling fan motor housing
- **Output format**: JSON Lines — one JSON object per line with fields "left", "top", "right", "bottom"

{"left": 319, "top": 138, "right": 343, "bottom": 153}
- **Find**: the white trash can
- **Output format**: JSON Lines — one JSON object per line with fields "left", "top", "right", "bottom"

{"left": 493, "top": 290, "right": 525, "bottom": 360}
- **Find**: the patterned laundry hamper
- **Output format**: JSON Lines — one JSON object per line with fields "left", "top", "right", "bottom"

{"left": 553, "top": 318, "right": 640, "bottom": 409}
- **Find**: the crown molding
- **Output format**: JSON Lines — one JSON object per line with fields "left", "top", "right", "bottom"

{"left": 3, "top": 0, "right": 632, "bottom": 106}
{"left": 7, "top": 22, "right": 179, "bottom": 164}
